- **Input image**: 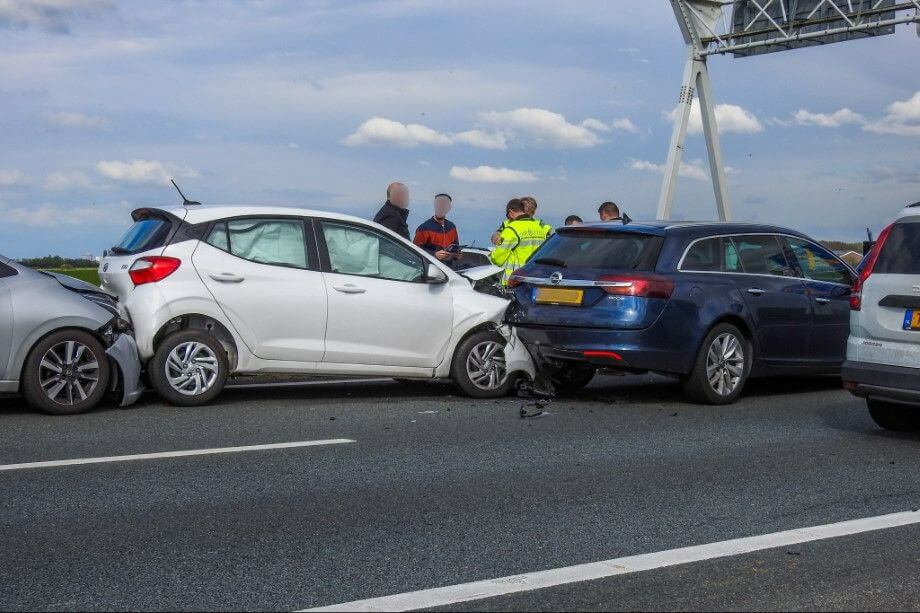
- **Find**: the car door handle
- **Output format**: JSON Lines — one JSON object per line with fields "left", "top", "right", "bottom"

{"left": 815, "top": 297, "right": 831, "bottom": 305}
{"left": 746, "top": 287, "right": 765, "bottom": 296}
{"left": 209, "top": 273, "right": 245, "bottom": 283}
{"left": 333, "top": 284, "right": 366, "bottom": 294}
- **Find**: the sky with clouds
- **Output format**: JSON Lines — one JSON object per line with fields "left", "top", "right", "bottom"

{"left": 0, "top": 0, "right": 918, "bottom": 258}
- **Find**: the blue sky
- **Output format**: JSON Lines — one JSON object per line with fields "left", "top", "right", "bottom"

{"left": 0, "top": 0, "right": 918, "bottom": 258}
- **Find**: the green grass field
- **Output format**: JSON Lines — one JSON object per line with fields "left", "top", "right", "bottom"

{"left": 42, "top": 268, "right": 101, "bottom": 286}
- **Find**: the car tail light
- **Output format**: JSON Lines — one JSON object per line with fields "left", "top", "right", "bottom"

{"left": 583, "top": 350, "right": 623, "bottom": 361}
{"left": 129, "top": 257, "right": 181, "bottom": 286}
{"left": 851, "top": 223, "right": 893, "bottom": 311}
{"left": 507, "top": 268, "right": 526, "bottom": 289}
{"left": 596, "top": 274, "right": 675, "bottom": 299}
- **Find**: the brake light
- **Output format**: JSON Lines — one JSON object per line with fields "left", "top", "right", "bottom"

{"left": 129, "top": 257, "right": 181, "bottom": 286}
{"left": 507, "top": 268, "right": 526, "bottom": 289}
{"left": 851, "top": 223, "right": 893, "bottom": 311}
{"left": 596, "top": 274, "right": 675, "bottom": 299}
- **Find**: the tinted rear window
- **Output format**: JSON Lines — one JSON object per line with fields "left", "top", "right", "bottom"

{"left": 875, "top": 223, "right": 920, "bottom": 274}
{"left": 532, "top": 232, "right": 661, "bottom": 271}
{"left": 0, "top": 262, "right": 16, "bottom": 278}
{"left": 114, "top": 217, "right": 172, "bottom": 255}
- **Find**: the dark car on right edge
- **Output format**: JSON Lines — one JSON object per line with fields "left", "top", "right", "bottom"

{"left": 507, "top": 221, "right": 855, "bottom": 404}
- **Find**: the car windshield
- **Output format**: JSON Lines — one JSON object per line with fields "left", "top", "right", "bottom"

{"left": 530, "top": 231, "right": 660, "bottom": 271}
{"left": 113, "top": 217, "right": 171, "bottom": 255}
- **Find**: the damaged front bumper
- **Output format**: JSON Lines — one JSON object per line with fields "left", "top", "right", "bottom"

{"left": 106, "top": 333, "right": 144, "bottom": 407}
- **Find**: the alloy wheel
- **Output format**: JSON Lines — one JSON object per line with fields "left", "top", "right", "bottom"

{"left": 39, "top": 340, "right": 101, "bottom": 406}
{"left": 705, "top": 332, "right": 745, "bottom": 397}
{"left": 165, "top": 342, "right": 220, "bottom": 396}
{"left": 466, "top": 340, "right": 508, "bottom": 391}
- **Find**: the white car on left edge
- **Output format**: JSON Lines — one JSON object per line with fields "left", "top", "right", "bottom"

{"left": 98, "top": 205, "right": 535, "bottom": 406}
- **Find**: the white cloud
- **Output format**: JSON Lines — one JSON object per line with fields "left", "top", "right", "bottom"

{"left": 666, "top": 102, "right": 764, "bottom": 135}
{"left": 610, "top": 118, "right": 640, "bottom": 133}
{"left": 451, "top": 129, "right": 507, "bottom": 150}
{"left": 0, "top": 0, "right": 116, "bottom": 33}
{"left": 630, "top": 159, "right": 709, "bottom": 182}
{"left": 343, "top": 116, "right": 453, "bottom": 147}
{"left": 0, "top": 169, "right": 27, "bottom": 186}
{"left": 792, "top": 108, "right": 865, "bottom": 128}
{"left": 96, "top": 159, "right": 198, "bottom": 185}
{"left": 580, "top": 118, "right": 610, "bottom": 132}
{"left": 479, "top": 108, "right": 603, "bottom": 148}
{"left": 43, "top": 111, "right": 110, "bottom": 129}
{"left": 449, "top": 165, "right": 538, "bottom": 183}
{"left": 864, "top": 91, "right": 920, "bottom": 137}
{"left": 3, "top": 202, "right": 120, "bottom": 227}
{"left": 44, "top": 170, "right": 93, "bottom": 190}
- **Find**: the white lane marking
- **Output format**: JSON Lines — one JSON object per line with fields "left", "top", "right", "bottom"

{"left": 305, "top": 509, "right": 920, "bottom": 612}
{"left": 0, "top": 439, "right": 355, "bottom": 472}
{"left": 227, "top": 378, "right": 394, "bottom": 390}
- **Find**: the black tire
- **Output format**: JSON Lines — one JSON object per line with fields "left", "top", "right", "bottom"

{"left": 450, "top": 330, "right": 514, "bottom": 399}
{"left": 22, "top": 329, "right": 111, "bottom": 415}
{"left": 552, "top": 364, "right": 597, "bottom": 393}
{"left": 867, "top": 398, "right": 920, "bottom": 432}
{"left": 682, "top": 323, "right": 750, "bottom": 405}
{"left": 149, "top": 330, "right": 229, "bottom": 406}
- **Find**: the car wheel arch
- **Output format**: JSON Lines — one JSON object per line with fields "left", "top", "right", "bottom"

{"left": 705, "top": 314, "right": 757, "bottom": 362}
{"left": 17, "top": 325, "right": 111, "bottom": 391}
{"left": 152, "top": 314, "right": 239, "bottom": 370}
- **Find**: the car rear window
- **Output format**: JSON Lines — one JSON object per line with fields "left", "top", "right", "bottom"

{"left": 113, "top": 216, "right": 172, "bottom": 255}
{"left": 532, "top": 231, "right": 661, "bottom": 271}
{"left": 0, "top": 262, "right": 16, "bottom": 278}
{"left": 874, "top": 223, "right": 920, "bottom": 274}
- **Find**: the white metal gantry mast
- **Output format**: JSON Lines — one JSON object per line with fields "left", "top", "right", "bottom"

{"left": 658, "top": 0, "right": 731, "bottom": 222}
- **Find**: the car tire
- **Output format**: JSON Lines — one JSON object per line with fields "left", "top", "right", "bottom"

{"left": 22, "top": 329, "right": 111, "bottom": 415}
{"left": 552, "top": 364, "right": 596, "bottom": 393}
{"left": 150, "top": 331, "right": 229, "bottom": 407}
{"left": 867, "top": 398, "right": 920, "bottom": 432}
{"left": 682, "top": 323, "right": 750, "bottom": 405}
{"left": 451, "top": 330, "right": 514, "bottom": 399}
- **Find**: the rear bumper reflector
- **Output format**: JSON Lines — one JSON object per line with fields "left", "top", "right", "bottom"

{"left": 583, "top": 350, "right": 623, "bottom": 361}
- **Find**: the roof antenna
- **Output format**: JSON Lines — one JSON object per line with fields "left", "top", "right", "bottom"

{"left": 171, "top": 179, "right": 201, "bottom": 206}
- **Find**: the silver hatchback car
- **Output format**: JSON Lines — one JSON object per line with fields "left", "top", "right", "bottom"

{"left": 0, "top": 255, "right": 142, "bottom": 415}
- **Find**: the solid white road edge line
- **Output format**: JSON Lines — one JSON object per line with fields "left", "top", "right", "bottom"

{"left": 304, "top": 509, "right": 920, "bottom": 612}
{"left": 0, "top": 439, "right": 356, "bottom": 472}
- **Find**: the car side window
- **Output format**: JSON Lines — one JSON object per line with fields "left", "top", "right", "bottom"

{"left": 784, "top": 237, "right": 852, "bottom": 285}
{"left": 321, "top": 222, "right": 424, "bottom": 282}
{"left": 0, "top": 262, "right": 16, "bottom": 278}
{"left": 206, "top": 218, "right": 309, "bottom": 269}
{"left": 731, "top": 235, "right": 795, "bottom": 277}
{"left": 681, "top": 237, "right": 744, "bottom": 273}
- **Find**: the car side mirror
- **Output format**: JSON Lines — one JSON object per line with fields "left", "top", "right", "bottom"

{"left": 425, "top": 262, "right": 449, "bottom": 285}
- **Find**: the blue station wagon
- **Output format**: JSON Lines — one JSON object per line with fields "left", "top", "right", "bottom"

{"left": 506, "top": 221, "right": 855, "bottom": 404}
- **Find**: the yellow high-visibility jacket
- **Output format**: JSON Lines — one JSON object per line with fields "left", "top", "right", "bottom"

{"left": 490, "top": 216, "right": 552, "bottom": 284}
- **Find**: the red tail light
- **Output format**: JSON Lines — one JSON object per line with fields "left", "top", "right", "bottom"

{"left": 596, "top": 274, "right": 675, "bottom": 299}
{"left": 583, "top": 350, "right": 623, "bottom": 361}
{"left": 851, "top": 223, "right": 893, "bottom": 311}
{"left": 507, "top": 268, "right": 526, "bottom": 289}
{"left": 129, "top": 257, "right": 181, "bottom": 286}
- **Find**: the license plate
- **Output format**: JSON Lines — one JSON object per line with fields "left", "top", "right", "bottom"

{"left": 904, "top": 309, "right": 920, "bottom": 331}
{"left": 534, "top": 287, "right": 584, "bottom": 306}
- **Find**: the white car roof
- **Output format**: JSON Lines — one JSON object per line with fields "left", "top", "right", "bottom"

{"left": 148, "top": 204, "right": 374, "bottom": 226}
{"left": 897, "top": 202, "right": 920, "bottom": 220}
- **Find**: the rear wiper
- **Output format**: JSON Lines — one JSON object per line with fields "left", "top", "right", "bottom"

{"left": 109, "top": 246, "right": 130, "bottom": 255}
{"left": 532, "top": 258, "right": 567, "bottom": 268}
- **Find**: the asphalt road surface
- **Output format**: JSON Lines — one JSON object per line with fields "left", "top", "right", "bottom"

{"left": 1, "top": 373, "right": 919, "bottom": 611}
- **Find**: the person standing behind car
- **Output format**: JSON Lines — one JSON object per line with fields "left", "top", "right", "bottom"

{"left": 490, "top": 198, "right": 551, "bottom": 285}
{"left": 414, "top": 193, "right": 460, "bottom": 267}
{"left": 521, "top": 196, "right": 553, "bottom": 236}
{"left": 373, "top": 182, "right": 411, "bottom": 240}
{"left": 598, "top": 201, "right": 622, "bottom": 222}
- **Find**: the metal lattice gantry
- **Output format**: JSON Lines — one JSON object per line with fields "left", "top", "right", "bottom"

{"left": 657, "top": 0, "right": 920, "bottom": 221}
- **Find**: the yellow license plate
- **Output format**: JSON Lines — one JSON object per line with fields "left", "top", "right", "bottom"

{"left": 905, "top": 310, "right": 920, "bottom": 331}
{"left": 534, "top": 287, "right": 584, "bottom": 306}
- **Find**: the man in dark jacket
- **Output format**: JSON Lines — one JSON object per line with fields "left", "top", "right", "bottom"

{"left": 373, "top": 182, "right": 410, "bottom": 240}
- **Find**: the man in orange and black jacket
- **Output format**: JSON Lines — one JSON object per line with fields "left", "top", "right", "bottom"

{"left": 414, "top": 193, "right": 461, "bottom": 267}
